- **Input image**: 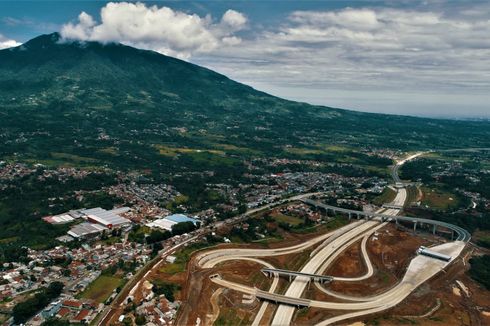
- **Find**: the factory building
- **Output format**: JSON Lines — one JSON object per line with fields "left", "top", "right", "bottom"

{"left": 68, "top": 222, "right": 107, "bottom": 239}
{"left": 57, "top": 207, "right": 131, "bottom": 240}
{"left": 81, "top": 207, "right": 130, "bottom": 229}
{"left": 146, "top": 214, "right": 199, "bottom": 231}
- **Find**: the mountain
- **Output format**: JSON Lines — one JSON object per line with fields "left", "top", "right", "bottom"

{"left": 0, "top": 33, "right": 489, "bottom": 171}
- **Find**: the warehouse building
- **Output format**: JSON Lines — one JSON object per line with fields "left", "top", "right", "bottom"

{"left": 63, "top": 207, "right": 131, "bottom": 240}
{"left": 81, "top": 207, "right": 130, "bottom": 229}
{"left": 68, "top": 222, "right": 107, "bottom": 239}
{"left": 146, "top": 214, "right": 199, "bottom": 231}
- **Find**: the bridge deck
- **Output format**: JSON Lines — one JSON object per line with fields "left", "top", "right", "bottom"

{"left": 255, "top": 289, "right": 311, "bottom": 307}
{"left": 262, "top": 268, "right": 333, "bottom": 281}
{"left": 301, "top": 199, "right": 471, "bottom": 242}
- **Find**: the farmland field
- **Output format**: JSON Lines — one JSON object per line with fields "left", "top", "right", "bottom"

{"left": 79, "top": 275, "right": 123, "bottom": 303}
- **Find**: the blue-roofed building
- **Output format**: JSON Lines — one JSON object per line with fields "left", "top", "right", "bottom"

{"left": 165, "top": 214, "right": 198, "bottom": 225}
{"left": 42, "top": 302, "right": 61, "bottom": 319}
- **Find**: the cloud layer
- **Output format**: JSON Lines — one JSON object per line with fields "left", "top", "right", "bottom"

{"left": 61, "top": 2, "right": 247, "bottom": 59}
{"left": 198, "top": 6, "right": 490, "bottom": 117}
{"left": 0, "top": 34, "right": 21, "bottom": 49}
{"left": 58, "top": 2, "right": 490, "bottom": 117}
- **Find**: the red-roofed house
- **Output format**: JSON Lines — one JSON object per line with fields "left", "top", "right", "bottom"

{"left": 57, "top": 307, "right": 71, "bottom": 318}
{"left": 72, "top": 309, "right": 90, "bottom": 322}
{"left": 62, "top": 300, "right": 82, "bottom": 310}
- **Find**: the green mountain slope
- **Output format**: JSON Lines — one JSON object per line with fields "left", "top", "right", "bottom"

{"left": 0, "top": 33, "right": 489, "bottom": 171}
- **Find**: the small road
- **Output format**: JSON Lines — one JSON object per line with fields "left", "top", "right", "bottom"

{"left": 97, "top": 235, "right": 199, "bottom": 325}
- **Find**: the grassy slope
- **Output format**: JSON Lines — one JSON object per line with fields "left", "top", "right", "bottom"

{"left": 0, "top": 33, "right": 489, "bottom": 173}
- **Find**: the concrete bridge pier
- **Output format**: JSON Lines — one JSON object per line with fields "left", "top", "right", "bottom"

{"left": 413, "top": 221, "right": 417, "bottom": 233}
{"left": 348, "top": 212, "right": 352, "bottom": 220}
{"left": 432, "top": 224, "right": 437, "bottom": 235}
{"left": 322, "top": 207, "right": 327, "bottom": 216}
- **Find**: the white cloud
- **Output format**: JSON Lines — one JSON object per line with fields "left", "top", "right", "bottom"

{"left": 0, "top": 34, "right": 21, "bottom": 49}
{"left": 221, "top": 9, "right": 247, "bottom": 30}
{"left": 58, "top": 3, "right": 490, "bottom": 117}
{"left": 61, "top": 2, "right": 247, "bottom": 59}
{"left": 193, "top": 6, "right": 490, "bottom": 117}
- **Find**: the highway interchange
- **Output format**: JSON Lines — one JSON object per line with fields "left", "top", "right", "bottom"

{"left": 197, "top": 152, "right": 471, "bottom": 325}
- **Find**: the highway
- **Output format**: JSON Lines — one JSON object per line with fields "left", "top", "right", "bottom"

{"left": 209, "top": 238, "right": 465, "bottom": 325}
{"left": 391, "top": 152, "right": 426, "bottom": 184}
{"left": 271, "top": 220, "right": 381, "bottom": 326}
{"left": 301, "top": 199, "right": 471, "bottom": 242}
{"left": 198, "top": 151, "right": 470, "bottom": 326}
{"left": 313, "top": 241, "right": 467, "bottom": 325}
{"left": 101, "top": 191, "right": 326, "bottom": 325}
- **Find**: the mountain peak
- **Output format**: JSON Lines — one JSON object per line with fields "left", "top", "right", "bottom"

{"left": 20, "top": 32, "right": 62, "bottom": 50}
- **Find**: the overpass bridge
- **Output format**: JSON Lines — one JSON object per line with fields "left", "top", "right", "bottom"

{"left": 255, "top": 289, "right": 311, "bottom": 307}
{"left": 261, "top": 268, "right": 333, "bottom": 284}
{"left": 301, "top": 199, "right": 471, "bottom": 242}
{"left": 382, "top": 204, "right": 404, "bottom": 210}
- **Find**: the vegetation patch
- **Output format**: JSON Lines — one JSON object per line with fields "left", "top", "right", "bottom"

{"left": 421, "top": 186, "right": 459, "bottom": 210}
{"left": 51, "top": 152, "right": 98, "bottom": 163}
{"left": 155, "top": 145, "right": 224, "bottom": 157}
{"left": 79, "top": 275, "right": 123, "bottom": 303}
{"left": 468, "top": 255, "right": 490, "bottom": 290}
{"left": 373, "top": 187, "right": 397, "bottom": 206}
{"left": 270, "top": 212, "right": 304, "bottom": 226}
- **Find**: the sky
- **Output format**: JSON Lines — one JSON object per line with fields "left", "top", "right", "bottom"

{"left": 0, "top": 1, "right": 489, "bottom": 119}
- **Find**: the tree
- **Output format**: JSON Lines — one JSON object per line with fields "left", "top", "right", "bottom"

{"left": 146, "top": 230, "right": 171, "bottom": 244}
{"left": 171, "top": 221, "right": 198, "bottom": 236}
{"left": 13, "top": 282, "right": 64, "bottom": 324}
{"left": 238, "top": 204, "right": 247, "bottom": 214}
{"left": 135, "top": 315, "right": 146, "bottom": 325}
{"left": 468, "top": 255, "right": 490, "bottom": 290}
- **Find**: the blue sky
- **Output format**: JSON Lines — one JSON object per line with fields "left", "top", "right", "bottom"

{"left": 1, "top": 1, "right": 489, "bottom": 118}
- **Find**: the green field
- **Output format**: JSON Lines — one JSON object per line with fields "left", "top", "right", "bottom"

{"left": 79, "top": 275, "right": 123, "bottom": 303}
{"left": 421, "top": 187, "right": 459, "bottom": 210}
{"left": 270, "top": 212, "right": 303, "bottom": 226}
{"left": 373, "top": 187, "right": 397, "bottom": 206}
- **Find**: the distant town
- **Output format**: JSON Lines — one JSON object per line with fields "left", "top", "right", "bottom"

{"left": 0, "top": 147, "right": 489, "bottom": 325}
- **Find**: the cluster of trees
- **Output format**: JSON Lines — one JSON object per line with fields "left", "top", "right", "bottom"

{"left": 0, "top": 246, "right": 28, "bottom": 265}
{"left": 0, "top": 170, "right": 121, "bottom": 254}
{"left": 152, "top": 280, "right": 181, "bottom": 302}
{"left": 146, "top": 230, "right": 172, "bottom": 244}
{"left": 42, "top": 318, "right": 84, "bottom": 326}
{"left": 13, "top": 282, "right": 64, "bottom": 324}
{"left": 171, "top": 221, "right": 199, "bottom": 236}
{"left": 130, "top": 221, "right": 200, "bottom": 247}
{"left": 230, "top": 216, "right": 278, "bottom": 242}
{"left": 401, "top": 156, "right": 490, "bottom": 200}
{"left": 468, "top": 255, "right": 490, "bottom": 290}
{"left": 406, "top": 208, "right": 490, "bottom": 234}
{"left": 399, "top": 159, "right": 434, "bottom": 182}
{"left": 101, "top": 259, "right": 138, "bottom": 275}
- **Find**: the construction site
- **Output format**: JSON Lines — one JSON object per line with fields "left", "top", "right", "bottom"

{"left": 113, "top": 153, "right": 489, "bottom": 326}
